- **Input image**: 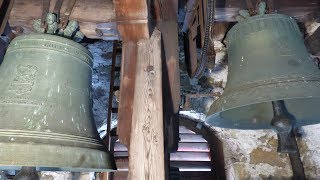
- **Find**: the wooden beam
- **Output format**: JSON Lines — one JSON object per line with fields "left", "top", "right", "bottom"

{"left": 305, "top": 26, "right": 320, "bottom": 56}
{"left": 128, "top": 29, "right": 165, "bottom": 180}
{"left": 7, "top": 0, "right": 320, "bottom": 41}
{"left": 117, "top": 41, "right": 137, "bottom": 146}
{"left": 115, "top": 0, "right": 152, "bottom": 147}
{"left": 215, "top": 0, "right": 320, "bottom": 22}
{"left": 153, "top": 0, "right": 180, "bottom": 162}
{"left": 113, "top": 0, "right": 150, "bottom": 41}
{"left": 154, "top": 2, "right": 180, "bottom": 179}
{"left": 8, "top": 0, "right": 116, "bottom": 38}
{"left": 0, "top": 0, "right": 14, "bottom": 35}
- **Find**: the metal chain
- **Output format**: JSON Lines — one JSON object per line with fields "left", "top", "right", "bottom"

{"left": 192, "top": 0, "right": 215, "bottom": 79}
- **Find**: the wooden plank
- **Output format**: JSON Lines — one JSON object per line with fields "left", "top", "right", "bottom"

{"left": 179, "top": 126, "right": 196, "bottom": 134}
{"left": 114, "top": 142, "right": 128, "bottom": 152}
{"left": 117, "top": 41, "right": 137, "bottom": 147}
{"left": 115, "top": 158, "right": 212, "bottom": 172}
{"left": 170, "top": 152, "right": 211, "bottom": 161}
{"left": 179, "top": 117, "right": 226, "bottom": 179}
{"left": 215, "top": 0, "right": 320, "bottom": 22}
{"left": 171, "top": 161, "right": 212, "bottom": 172}
{"left": 154, "top": 2, "right": 180, "bottom": 180}
{"left": 305, "top": 26, "right": 320, "bottom": 56}
{"left": 128, "top": 29, "right": 164, "bottom": 180}
{"left": 177, "top": 142, "right": 210, "bottom": 152}
{"left": 0, "top": 0, "right": 14, "bottom": 35}
{"left": 179, "top": 134, "right": 207, "bottom": 143}
{"left": 115, "top": 0, "right": 151, "bottom": 147}
{"left": 113, "top": 171, "right": 128, "bottom": 180}
{"left": 8, "top": 0, "right": 115, "bottom": 38}
{"left": 158, "top": 20, "right": 180, "bottom": 152}
{"left": 180, "top": 171, "right": 213, "bottom": 180}
{"left": 114, "top": 151, "right": 128, "bottom": 157}
{"left": 113, "top": 0, "right": 150, "bottom": 41}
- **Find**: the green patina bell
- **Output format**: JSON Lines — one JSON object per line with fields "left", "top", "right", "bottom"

{"left": 0, "top": 34, "right": 116, "bottom": 171}
{"left": 207, "top": 14, "right": 320, "bottom": 129}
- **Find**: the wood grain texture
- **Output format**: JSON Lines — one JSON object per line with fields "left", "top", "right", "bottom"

{"left": 113, "top": 0, "right": 150, "bottom": 41}
{"left": 8, "top": 0, "right": 115, "bottom": 38}
{"left": 117, "top": 42, "right": 137, "bottom": 147}
{"left": 115, "top": 0, "right": 151, "bottom": 148}
{"left": 128, "top": 29, "right": 165, "bottom": 180}
{"left": 215, "top": 0, "right": 320, "bottom": 22}
{"left": 157, "top": 7, "right": 180, "bottom": 154}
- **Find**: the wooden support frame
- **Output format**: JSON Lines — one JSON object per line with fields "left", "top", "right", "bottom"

{"left": 154, "top": 0, "right": 180, "bottom": 151}
{"left": 113, "top": 0, "right": 151, "bottom": 41}
{"left": 305, "top": 26, "right": 320, "bottom": 56}
{"left": 0, "top": 0, "right": 14, "bottom": 35}
{"left": 128, "top": 29, "right": 165, "bottom": 180}
{"left": 113, "top": 1, "right": 165, "bottom": 179}
{"left": 8, "top": 0, "right": 116, "bottom": 38}
{"left": 6, "top": 0, "right": 320, "bottom": 40}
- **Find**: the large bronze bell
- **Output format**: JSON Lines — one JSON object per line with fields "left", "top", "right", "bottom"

{"left": 207, "top": 14, "right": 320, "bottom": 129}
{"left": 0, "top": 34, "right": 116, "bottom": 171}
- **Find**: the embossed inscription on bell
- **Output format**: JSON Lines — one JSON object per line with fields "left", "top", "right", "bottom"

{"left": 0, "top": 34, "right": 116, "bottom": 171}
{"left": 206, "top": 14, "right": 320, "bottom": 129}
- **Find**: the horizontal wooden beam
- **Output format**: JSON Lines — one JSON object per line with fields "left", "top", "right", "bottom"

{"left": 113, "top": 0, "right": 150, "bottom": 41}
{"left": 7, "top": 0, "right": 320, "bottom": 41}
{"left": 215, "top": 0, "right": 320, "bottom": 22}
{"left": 8, "top": 0, "right": 116, "bottom": 39}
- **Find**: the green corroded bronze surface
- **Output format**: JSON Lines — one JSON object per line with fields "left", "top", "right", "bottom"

{"left": 206, "top": 14, "right": 320, "bottom": 129}
{"left": 0, "top": 34, "right": 116, "bottom": 171}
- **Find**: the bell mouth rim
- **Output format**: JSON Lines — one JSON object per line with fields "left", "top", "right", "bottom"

{"left": 206, "top": 96, "right": 320, "bottom": 129}
{"left": 8, "top": 34, "right": 93, "bottom": 66}
{"left": 226, "top": 13, "right": 296, "bottom": 43}
{"left": 0, "top": 142, "right": 117, "bottom": 172}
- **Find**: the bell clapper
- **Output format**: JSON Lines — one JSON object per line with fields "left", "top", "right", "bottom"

{"left": 271, "top": 100, "right": 306, "bottom": 179}
{"left": 270, "top": 100, "right": 296, "bottom": 153}
{"left": 13, "top": 167, "right": 39, "bottom": 180}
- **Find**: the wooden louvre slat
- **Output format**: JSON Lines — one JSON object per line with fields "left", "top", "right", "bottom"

{"left": 179, "top": 126, "right": 196, "bottom": 134}
{"left": 179, "top": 134, "right": 207, "bottom": 143}
{"left": 170, "top": 152, "right": 211, "bottom": 161}
{"left": 177, "top": 142, "right": 210, "bottom": 152}
{"left": 115, "top": 158, "right": 212, "bottom": 172}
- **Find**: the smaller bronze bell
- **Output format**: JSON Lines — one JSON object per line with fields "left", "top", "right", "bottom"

{"left": 206, "top": 14, "right": 320, "bottom": 129}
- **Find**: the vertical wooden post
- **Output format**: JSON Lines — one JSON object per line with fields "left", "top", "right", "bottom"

{"left": 154, "top": 1, "right": 180, "bottom": 179}
{"left": 113, "top": 1, "right": 165, "bottom": 179}
{"left": 128, "top": 29, "right": 164, "bottom": 180}
{"left": 114, "top": 0, "right": 151, "bottom": 147}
